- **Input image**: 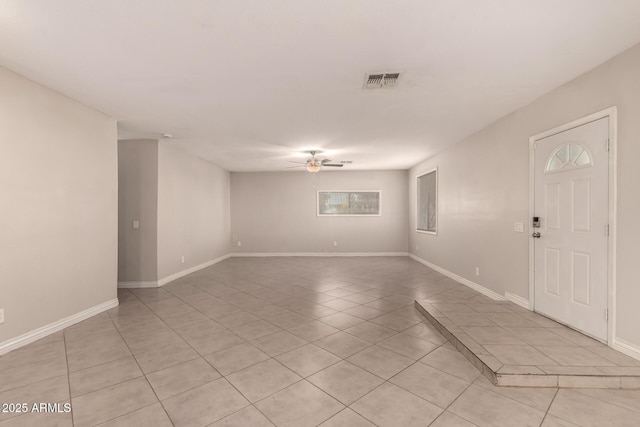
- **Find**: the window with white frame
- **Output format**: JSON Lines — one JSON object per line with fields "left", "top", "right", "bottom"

{"left": 317, "top": 191, "right": 381, "bottom": 216}
{"left": 417, "top": 169, "right": 437, "bottom": 233}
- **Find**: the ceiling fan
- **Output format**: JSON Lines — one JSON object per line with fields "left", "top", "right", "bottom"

{"left": 287, "top": 150, "right": 350, "bottom": 173}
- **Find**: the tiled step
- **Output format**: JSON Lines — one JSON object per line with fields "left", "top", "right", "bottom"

{"left": 415, "top": 299, "right": 640, "bottom": 389}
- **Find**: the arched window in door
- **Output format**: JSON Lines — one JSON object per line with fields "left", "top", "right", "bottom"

{"left": 545, "top": 143, "right": 592, "bottom": 173}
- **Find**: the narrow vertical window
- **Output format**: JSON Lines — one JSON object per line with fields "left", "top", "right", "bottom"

{"left": 417, "top": 169, "right": 437, "bottom": 233}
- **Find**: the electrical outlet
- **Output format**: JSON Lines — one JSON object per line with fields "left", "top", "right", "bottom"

{"left": 133, "top": 220, "right": 139, "bottom": 229}
{"left": 181, "top": 256, "right": 185, "bottom": 263}
{"left": 237, "top": 241, "right": 242, "bottom": 247}
{"left": 514, "top": 222, "right": 524, "bottom": 232}
{"left": 0, "top": 309, "right": 4, "bottom": 324}
{"left": 333, "top": 241, "right": 338, "bottom": 247}
{"left": 475, "top": 267, "right": 480, "bottom": 276}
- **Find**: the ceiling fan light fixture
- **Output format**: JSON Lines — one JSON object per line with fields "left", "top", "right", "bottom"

{"left": 287, "top": 150, "right": 350, "bottom": 172}
{"left": 306, "top": 159, "right": 321, "bottom": 173}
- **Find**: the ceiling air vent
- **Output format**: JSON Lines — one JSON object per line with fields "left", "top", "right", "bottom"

{"left": 364, "top": 71, "right": 401, "bottom": 89}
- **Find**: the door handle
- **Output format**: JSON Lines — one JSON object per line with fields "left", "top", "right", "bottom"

{"left": 532, "top": 232, "right": 541, "bottom": 238}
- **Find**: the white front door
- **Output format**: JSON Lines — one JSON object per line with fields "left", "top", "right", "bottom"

{"left": 533, "top": 117, "right": 609, "bottom": 341}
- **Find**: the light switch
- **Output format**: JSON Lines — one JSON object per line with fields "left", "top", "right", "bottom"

{"left": 514, "top": 222, "right": 524, "bottom": 232}
{"left": 133, "top": 220, "right": 140, "bottom": 229}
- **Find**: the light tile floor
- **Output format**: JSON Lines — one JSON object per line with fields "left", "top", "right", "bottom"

{"left": 1, "top": 257, "right": 639, "bottom": 426}
{"left": 416, "top": 287, "right": 640, "bottom": 389}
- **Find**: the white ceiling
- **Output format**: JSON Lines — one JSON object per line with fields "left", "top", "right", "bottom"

{"left": 2, "top": 1, "right": 640, "bottom": 171}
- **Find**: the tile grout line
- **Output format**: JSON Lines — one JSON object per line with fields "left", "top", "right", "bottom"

{"left": 317, "top": 314, "right": 453, "bottom": 424}
{"left": 537, "top": 387, "right": 561, "bottom": 427}
{"left": 425, "top": 334, "right": 564, "bottom": 420}
{"left": 404, "top": 302, "right": 565, "bottom": 423}
{"left": 0, "top": 335, "right": 72, "bottom": 425}
{"left": 361, "top": 340, "right": 485, "bottom": 424}
{"left": 572, "top": 387, "right": 640, "bottom": 414}
{"left": 160, "top": 275, "right": 426, "bottom": 425}
{"left": 65, "top": 350, "right": 132, "bottom": 378}
{"left": 424, "top": 368, "right": 479, "bottom": 427}
{"left": 250, "top": 378, "right": 308, "bottom": 426}
{"left": 107, "top": 290, "right": 177, "bottom": 426}
{"left": 125, "top": 285, "right": 299, "bottom": 420}
{"left": 344, "top": 380, "right": 391, "bottom": 426}
{"left": 0, "top": 352, "right": 68, "bottom": 394}
{"left": 62, "top": 331, "right": 74, "bottom": 427}
{"left": 142, "top": 283, "right": 319, "bottom": 425}
{"left": 16, "top": 257, "right": 630, "bottom": 426}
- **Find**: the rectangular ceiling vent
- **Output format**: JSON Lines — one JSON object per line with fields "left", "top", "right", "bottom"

{"left": 364, "top": 72, "right": 401, "bottom": 89}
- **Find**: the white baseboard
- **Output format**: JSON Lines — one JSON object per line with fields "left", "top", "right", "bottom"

{"left": 612, "top": 336, "right": 640, "bottom": 362}
{"left": 117, "top": 254, "right": 232, "bottom": 289}
{"left": 504, "top": 292, "right": 532, "bottom": 310}
{"left": 117, "top": 281, "right": 160, "bottom": 288}
{"left": 230, "top": 252, "right": 409, "bottom": 257}
{"left": 408, "top": 253, "right": 505, "bottom": 301}
{"left": 119, "top": 252, "right": 409, "bottom": 290}
{"left": 0, "top": 298, "right": 119, "bottom": 356}
{"left": 157, "top": 254, "right": 231, "bottom": 286}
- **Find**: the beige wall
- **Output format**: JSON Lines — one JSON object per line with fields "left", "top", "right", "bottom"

{"left": 0, "top": 67, "right": 117, "bottom": 344}
{"left": 118, "top": 139, "right": 158, "bottom": 282}
{"left": 157, "top": 142, "right": 231, "bottom": 279}
{"left": 231, "top": 171, "right": 408, "bottom": 253}
{"left": 409, "top": 43, "right": 640, "bottom": 349}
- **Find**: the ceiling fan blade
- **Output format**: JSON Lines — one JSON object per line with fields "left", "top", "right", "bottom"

{"left": 321, "top": 158, "right": 332, "bottom": 164}
{"left": 322, "top": 164, "right": 344, "bottom": 167}
{"left": 286, "top": 165, "right": 306, "bottom": 169}
{"left": 288, "top": 160, "right": 308, "bottom": 164}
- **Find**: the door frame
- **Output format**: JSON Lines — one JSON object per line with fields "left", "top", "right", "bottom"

{"left": 528, "top": 106, "right": 617, "bottom": 344}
